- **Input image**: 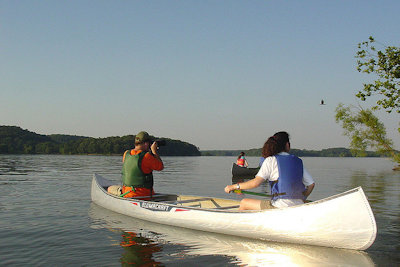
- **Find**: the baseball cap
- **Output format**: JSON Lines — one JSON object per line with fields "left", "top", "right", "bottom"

{"left": 135, "top": 131, "right": 151, "bottom": 143}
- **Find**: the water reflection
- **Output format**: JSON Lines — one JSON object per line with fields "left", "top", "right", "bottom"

{"left": 119, "top": 231, "right": 162, "bottom": 266}
{"left": 349, "top": 170, "right": 387, "bottom": 209}
{"left": 231, "top": 176, "right": 252, "bottom": 184}
{"left": 349, "top": 168, "right": 400, "bottom": 260}
{"left": 0, "top": 155, "right": 32, "bottom": 175}
{"left": 89, "top": 203, "right": 375, "bottom": 266}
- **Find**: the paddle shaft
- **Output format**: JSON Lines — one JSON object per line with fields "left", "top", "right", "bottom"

{"left": 119, "top": 190, "right": 132, "bottom": 197}
{"left": 233, "top": 189, "right": 271, "bottom": 197}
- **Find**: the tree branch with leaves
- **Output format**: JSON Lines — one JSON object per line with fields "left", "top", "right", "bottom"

{"left": 356, "top": 36, "right": 400, "bottom": 113}
{"left": 336, "top": 37, "right": 400, "bottom": 169}
{"left": 335, "top": 104, "right": 400, "bottom": 166}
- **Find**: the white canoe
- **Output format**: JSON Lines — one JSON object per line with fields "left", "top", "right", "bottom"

{"left": 89, "top": 204, "right": 375, "bottom": 266}
{"left": 91, "top": 173, "right": 377, "bottom": 250}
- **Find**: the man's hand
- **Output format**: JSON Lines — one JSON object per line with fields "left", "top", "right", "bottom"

{"left": 150, "top": 141, "right": 159, "bottom": 155}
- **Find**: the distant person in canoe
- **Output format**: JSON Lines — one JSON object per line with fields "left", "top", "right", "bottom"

{"left": 225, "top": 131, "right": 315, "bottom": 210}
{"left": 236, "top": 152, "right": 249, "bottom": 167}
{"left": 107, "top": 131, "right": 164, "bottom": 198}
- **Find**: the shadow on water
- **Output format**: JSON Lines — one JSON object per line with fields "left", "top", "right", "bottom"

{"left": 89, "top": 203, "right": 375, "bottom": 266}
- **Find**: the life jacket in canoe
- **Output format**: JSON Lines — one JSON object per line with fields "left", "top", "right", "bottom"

{"left": 122, "top": 151, "right": 154, "bottom": 189}
{"left": 236, "top": 157, "right": 245, "bottom": 167}
{"left": 269, "top": 154, "right": 305, "bottom": 201}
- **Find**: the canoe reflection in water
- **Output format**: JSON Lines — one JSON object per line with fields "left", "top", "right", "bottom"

{"left": 119, "top": 231, "right": 162, "bottom": 266}
{"left": 89, "top": 203, "right": 375, "bottom": 266}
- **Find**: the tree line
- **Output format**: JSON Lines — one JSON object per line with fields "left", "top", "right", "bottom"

{"left": 201, "top": 147, "right": 383, "bottom": 157}
{"left": 0, "top": 126, "right": 200, "bottom": 156}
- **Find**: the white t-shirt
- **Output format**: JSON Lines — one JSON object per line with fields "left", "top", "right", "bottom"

{"left": 256, "top": 152, "right": 314, "bottom": 208}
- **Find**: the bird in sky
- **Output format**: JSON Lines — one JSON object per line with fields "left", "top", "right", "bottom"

{"left": 320, "top": 99, "right": 326, "bottom": 105}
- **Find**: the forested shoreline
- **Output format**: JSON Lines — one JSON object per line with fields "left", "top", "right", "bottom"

{"left": 0, "top": 126, "right": 200, "bottom": 156}
{"left": 0, "top": 126, "right": 390, "bottom": 158}
{"left": 201, "top": 147, "right": 385, "bottom": 158}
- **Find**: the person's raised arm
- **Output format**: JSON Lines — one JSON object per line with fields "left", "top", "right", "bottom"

{"left": 150, "top": 142, "right": 164, "bottom": 170}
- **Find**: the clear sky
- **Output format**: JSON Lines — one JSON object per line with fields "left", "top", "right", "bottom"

{"left": 1, "top": 1, "right": 399, "bottom": 150}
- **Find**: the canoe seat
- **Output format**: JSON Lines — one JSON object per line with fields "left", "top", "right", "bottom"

{"left": 167, "top": 197, "right": 240, "bottom": 210}
{"left": 166, "top": 197, "right": 213, "bottom": 205}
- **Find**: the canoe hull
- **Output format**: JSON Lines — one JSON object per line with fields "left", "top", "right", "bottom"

{"left": 231, "top": 163, "right": 259, "bottom": 178}
{"left": 91, "top": 174, "right": 376, "bottom": 250}
{"left": 89, "top": 204, "right": 375, "bottom": 267}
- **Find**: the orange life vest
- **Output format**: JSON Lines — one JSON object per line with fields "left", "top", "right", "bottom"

{"left": 236, "top": 157, "right": 245, "bottom": 167}
{"left": 121, "top": 186, "right": 154, "bottom": 198}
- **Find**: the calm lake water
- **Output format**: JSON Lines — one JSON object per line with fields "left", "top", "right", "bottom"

{"left": 0, "top": 155, "right": 399, "bottom": 266}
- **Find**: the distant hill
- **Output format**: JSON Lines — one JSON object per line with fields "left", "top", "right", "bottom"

{"left": 0, "top": 126, "right": 54, "bottom": 154}
{"left": 0, "top": 126, "right": 200, "bottom": 156}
